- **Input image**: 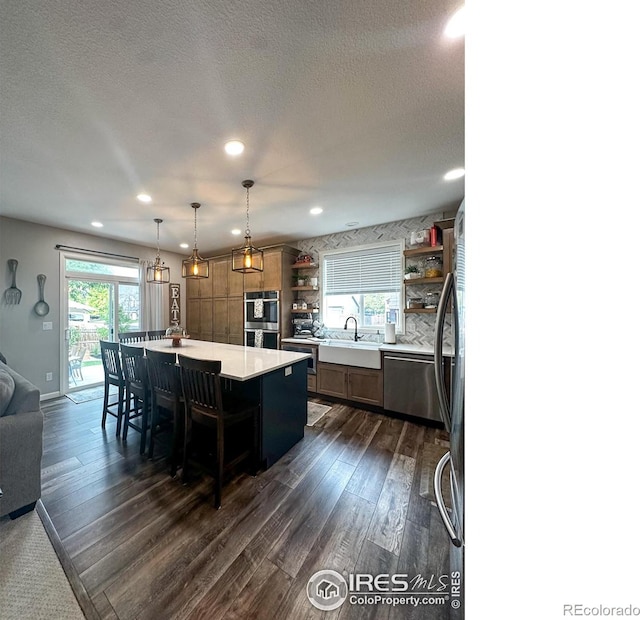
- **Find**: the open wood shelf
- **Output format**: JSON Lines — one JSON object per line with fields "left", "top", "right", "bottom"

{"left": 404, "top": 307, "right": 437, "bottom": 314}
{"left": 403, "top": 245, "right": 443, "bottom": 258}
{"left": 403, "top": 276, "right": 444, "bottom": 285}
{"left": 291, "top": 308, "right": 319, "bottom": 314}
{"left": 291, "top": 286, "right": 318, "bottom": 291}
{"left": 291, "top": 262, "right": 318, "bottom": 269}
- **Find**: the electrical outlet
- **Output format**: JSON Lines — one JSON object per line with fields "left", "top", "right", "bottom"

{"left": 284, "top": 366, "right": 292, "bottom": 376}
{"left": 43, "top": 322, "right": 53, "bottom": 330}
{"left": 45, "top": 372, "right": 53, "bottom": 381}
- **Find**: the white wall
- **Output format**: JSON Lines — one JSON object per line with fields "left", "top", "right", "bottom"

{"left": 0, "top": 216, "right": 185, "bottom": 397}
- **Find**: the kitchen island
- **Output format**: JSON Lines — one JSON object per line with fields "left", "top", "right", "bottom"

{"left": 136, "top": 339, "right": 311, "bottom": 468}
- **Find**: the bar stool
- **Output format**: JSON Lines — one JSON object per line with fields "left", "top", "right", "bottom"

{"left": 146, "top": 330, "right": 166, "bottom": 341}
{"left": 99, "top": 340, "right": 126, "bottom": 436}
{"left": 178, "top": 355, "right": 260, "bottom": 509}
{"left": 146, "top": 349, "right": 182, "bottom": 475}
{"left": 118, "top": 331, "right": 147, "bottom": 344}
{"left": 120, "top": 344, "right": 150, "bottom": 454}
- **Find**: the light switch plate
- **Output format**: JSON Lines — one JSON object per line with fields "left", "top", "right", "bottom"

{"left": 43, "top": 322, "right": 53, "bottom": 330}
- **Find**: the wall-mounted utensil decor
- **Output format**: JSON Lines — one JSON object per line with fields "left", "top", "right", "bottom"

{"left": 34, "top": 274, "right": 50, "bottom": 316}
{"left": 4, "top": 259, "right": 22, "bottom": 304}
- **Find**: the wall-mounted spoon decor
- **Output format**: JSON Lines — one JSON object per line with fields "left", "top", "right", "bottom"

{"left": 4, "top": 259, "right": 22, "bottom": 304}
{"left": 34, "top": 274, "right": 50, "bottom": 316}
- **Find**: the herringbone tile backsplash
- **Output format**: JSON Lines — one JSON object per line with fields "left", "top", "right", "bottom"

{"left": 293, "top": 213, "right": 454, "bottom": 346}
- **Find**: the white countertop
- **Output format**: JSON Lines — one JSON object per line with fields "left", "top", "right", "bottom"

{"left": 281, "top": 337, "right": 453, "bottom": 357}
{"left": 135, "top": 339, "right": 310, "bottom": 381}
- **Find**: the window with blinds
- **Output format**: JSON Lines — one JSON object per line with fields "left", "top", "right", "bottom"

{"left": 321, "top": 241, "right": 403, "bottom": 331}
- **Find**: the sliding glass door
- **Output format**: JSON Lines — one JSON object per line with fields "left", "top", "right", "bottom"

{"left": 62, "top": 254, "right": 139, "bottom": 393}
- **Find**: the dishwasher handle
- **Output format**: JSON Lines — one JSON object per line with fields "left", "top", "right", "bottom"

{"left": 383, "top": 356, "right": 434, "bottom": 364}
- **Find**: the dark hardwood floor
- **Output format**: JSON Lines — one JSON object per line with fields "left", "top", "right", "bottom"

{"left": 40, "top": 393, "right": 451, "bottom": 619}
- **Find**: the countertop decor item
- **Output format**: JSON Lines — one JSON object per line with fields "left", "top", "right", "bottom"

{"left": 165, "top": 322, "right": 189, "bottom": 347}
{"left": 146, "top": 218, "right": 170, "bottom": 284}
{"left": 34, "top": 274, "right": 50, "bottom": 316}
{"left": 232, "top": 180, "right": 264, "bottom": 273}
{"left": 4, "top": 259, "right": 22, "bottom": 304}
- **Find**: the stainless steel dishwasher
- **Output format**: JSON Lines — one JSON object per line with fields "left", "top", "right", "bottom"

{"left": 383, "top": 352, "right": 442, "bottom": 422}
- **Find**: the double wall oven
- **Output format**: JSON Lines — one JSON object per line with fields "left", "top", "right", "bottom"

{"left": 244, "top": 291, "right": 280, "bottom": 349}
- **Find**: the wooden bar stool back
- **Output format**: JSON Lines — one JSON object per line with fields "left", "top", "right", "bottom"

{"left": 120, "top": 344, "right": 150, "bottom": 454}
{"left": 146, "top": 330, "right": 166, "bottom": 341}
{"left": 146, "top": 349, "right": 182, "bottom": 475}
{"left": 118, "top": 331, "right": 147, "bottom": 344}
{"left": 99, "top": 340, "right": 126, "bottom": 436}
{"left": 178, "top": 355, "right": 260, "bottom": 509}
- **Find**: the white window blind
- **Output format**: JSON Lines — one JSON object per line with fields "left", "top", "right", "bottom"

{"left": 323, "top": 242, "right": 402, "bottom": 296}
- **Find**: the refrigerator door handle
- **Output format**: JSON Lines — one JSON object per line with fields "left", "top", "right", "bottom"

{"left": 435, "top": 271, "right": 454, "bottom": 432}
{"left": 434, "top": 451, "right": 462, "bottom": 547}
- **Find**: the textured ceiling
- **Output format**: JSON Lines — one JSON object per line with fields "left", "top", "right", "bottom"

{"left": 0, "top": 0, "right": 464, "bottom": 255}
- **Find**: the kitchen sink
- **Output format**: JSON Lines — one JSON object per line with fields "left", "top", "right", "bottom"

{"left": 318, "top": 340, "right": 382, "bottom": 369}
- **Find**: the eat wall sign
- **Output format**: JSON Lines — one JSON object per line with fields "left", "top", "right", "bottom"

{"left": 169, "top": 283, "right": 180, "bottom": 324}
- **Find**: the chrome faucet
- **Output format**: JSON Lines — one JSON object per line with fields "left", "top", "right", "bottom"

{"left": 344, "top": 316, "right": 363, "bottom": 341}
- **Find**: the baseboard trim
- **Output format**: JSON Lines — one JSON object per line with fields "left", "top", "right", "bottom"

{"left": 41, "top": 390, "right": 62, "bottom": 401}
{"left": 36, "top": 500, "right": 101, "bottom": 620}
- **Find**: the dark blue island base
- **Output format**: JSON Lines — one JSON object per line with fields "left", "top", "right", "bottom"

{"left": 229, "top": 359, "right": 308, "bottom": 469}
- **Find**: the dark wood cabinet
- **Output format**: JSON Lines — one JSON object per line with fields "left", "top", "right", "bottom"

{"left": 187, "top": 246, "right": 299, "bottom": 341}
{"left": 186, "top": 259, "right": 215, "bottom": 340}
{"left": 317, "top": 362, "right": 348, "bottom": 398}
{"left": 212, "top": 296, "right": 244, "bottom": 345}
{"left": 347, "top": 366, "right": 383, "bottom": 406}
{"left": 187, "top": 297, "right": 213, "bottom": 341}
{"left": 212, "top": 256, "right": 244, "bottom": 298}
{"left": 317, "top": 362, "right": 383, "bottom": 406}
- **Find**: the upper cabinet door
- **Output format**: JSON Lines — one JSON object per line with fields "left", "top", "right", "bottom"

{"left": 212, "top": 258, "right": 228, "bottom": 297}
{"left": 262, "top": 251, "right": 283, "bottom": 291}
{"left": 228, "top": 261, "right": 245, "bottom": 297}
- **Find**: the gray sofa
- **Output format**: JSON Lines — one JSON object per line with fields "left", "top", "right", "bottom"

{"left": 0, "top": 358, "right": 44, "bottom": 519}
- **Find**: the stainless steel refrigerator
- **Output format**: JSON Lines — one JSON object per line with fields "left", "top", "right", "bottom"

{"left": 434, "top": 199, "right": 465, "bottom": 619}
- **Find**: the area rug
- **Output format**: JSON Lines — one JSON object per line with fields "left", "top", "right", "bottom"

{"left": 0, "top": 504, "right": 85, "bottom": 620}
{"left": 307, "top": 402, "right": 332, "bottom": 426}
{"left": 66, "top": 385, "right": 107, "bottom": 404}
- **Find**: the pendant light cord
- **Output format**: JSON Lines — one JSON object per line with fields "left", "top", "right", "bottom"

{"left": 155, "top": 218, "right": 162, "bottom": 260}
{"left": 192, "top": 203, "right": 199, "bottom": 250}
{"left": 245, "top": 184, "right": 251, "bottom": 237}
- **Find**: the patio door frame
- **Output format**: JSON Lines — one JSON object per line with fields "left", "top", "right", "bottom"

{"left": 60, "top": 250, "right": 140, "bottom": 394}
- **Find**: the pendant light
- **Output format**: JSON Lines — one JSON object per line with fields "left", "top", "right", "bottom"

{"left": 232, "top": 179, "right": 264, "bottom": 273}
{"left": 182, "top": 202, "right": 209, "bottom": 278}
{"left": 146, "top": 218, "right": 171, "bottom": 284}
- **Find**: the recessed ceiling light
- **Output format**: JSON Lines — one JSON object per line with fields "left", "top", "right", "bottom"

{"left": 179, "top": 243, "right": 189, "bottom": 249}
{"left": 91, "top": 221, "right": 104, "bottom": 228}
{"left": 346, "top": 222, "right": 359, "bottom": 227}
{"left": 137, "top": 193, "right": 152, "bottom": 203}
{"left": 444, "top": 167, "right": 465, "bottom": 181}
{"left": 444, "top": 6, "right": 465, "bottom": 38}
{"left": 224, "top": 140, "right": 245, "bottom": 156}
{"left": 310, "top": 207, "right": 323, "bottom": 215}
{"left": 231, "top": 228, "right": 242, "bottom": 235}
